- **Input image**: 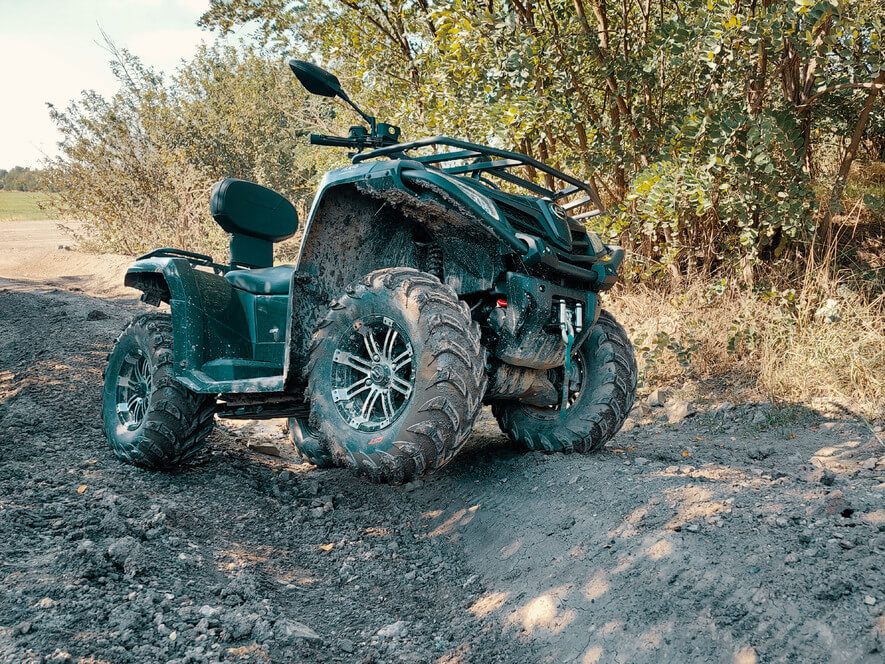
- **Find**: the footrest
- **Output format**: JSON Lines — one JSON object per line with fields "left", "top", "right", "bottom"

{"left": 177, "top": 360, "right": 285, "bottom": 394}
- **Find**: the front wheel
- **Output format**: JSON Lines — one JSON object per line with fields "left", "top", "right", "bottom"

{"left": 492, "top": 310, "right": 637, "bottom": 453}
{"left": 102, "top": 314, "right": 216, "bottom": 469}
{"left": 305, "top": 268, "right": 486, "bottom": 484}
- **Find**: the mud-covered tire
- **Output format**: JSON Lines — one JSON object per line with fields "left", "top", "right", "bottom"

{"left": 287, "top": 417, "right": 336, "bottom": 468}
{"left": 102, "top": 314, "right": 216, "bottom": 469}
{"left": 492, "top": 310, "right": 637, "bottom": 453}
{"left": 306, "top": 268, "right": 487, "bottom": 484}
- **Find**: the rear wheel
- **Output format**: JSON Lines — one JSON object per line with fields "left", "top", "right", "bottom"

{"left": 287, "top": 417, "right": 336, "bottom": 467}
{"left": 102, "top": 314, "right": 215, "bottom": 469}
{"left": 492, "top": 310, "right": 637, "bottom": 453}
{"left": 305, "top": 268, "right": 486, "bottom": 484}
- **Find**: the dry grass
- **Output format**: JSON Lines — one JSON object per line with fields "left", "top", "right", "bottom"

{"left": 759, "top": 296, "right": 884, "bottom": 416}
{"left": 608, "top": 244, "right": 884, "bottom": 419}
{"left": 607, "top": 181, "right": 884, "bottom": 420}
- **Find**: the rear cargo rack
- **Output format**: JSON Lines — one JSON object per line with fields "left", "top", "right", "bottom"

{"left": 137, "top": 248, "right": 229, "bottom": 274}
{"left": 353, "top": 136, "right": 604, "bottom": 220}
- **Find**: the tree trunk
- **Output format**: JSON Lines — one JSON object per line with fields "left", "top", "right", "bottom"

{"left": 820, "top": 70, "right": 885, "bottom": 240}
{"left": 834, "top": 70, "right": 885, "bottom": 195}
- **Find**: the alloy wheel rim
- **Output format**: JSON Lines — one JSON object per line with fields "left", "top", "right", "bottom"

{"left": 534, "top": 354, "right": 585, "bottom": 413}
{"left": 331, "top": 316, "right": 414, "bottom": 432}
{"left": 115, "top": 351, "right": 152, "bottom": 430}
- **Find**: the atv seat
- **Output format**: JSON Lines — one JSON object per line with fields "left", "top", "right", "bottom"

{"left": 210, "top": 178, "right": 298, "bottom": 269}
{"left": 224, "top": 265, "right": 295, "bottom": 295}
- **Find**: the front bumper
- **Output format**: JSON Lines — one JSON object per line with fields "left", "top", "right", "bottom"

{"left": 487, "top": 272, "right": 598, "bottom": 369}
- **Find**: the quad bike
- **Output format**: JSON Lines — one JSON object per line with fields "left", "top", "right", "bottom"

{"left": 102, "top": 59, "right": 638, "bottom": 484}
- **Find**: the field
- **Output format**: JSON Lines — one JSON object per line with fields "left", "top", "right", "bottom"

{"left": 0, "top": 190, "right": 53, "bottom": 221}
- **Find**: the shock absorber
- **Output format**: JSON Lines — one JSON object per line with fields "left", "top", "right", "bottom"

{"left": 425, "top": 243, "right": 444, "bottom": 281}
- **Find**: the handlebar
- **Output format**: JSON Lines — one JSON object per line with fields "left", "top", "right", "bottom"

{"left": 310, "top": 125, "right": 401, "bottom": 151}
{"left": 309, "top": 134, "right": 357, "bottom": 147}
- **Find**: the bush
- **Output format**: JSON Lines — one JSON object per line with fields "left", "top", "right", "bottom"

{"left": 45, "top": 42, "right": 341, "bottom": 259}
{"left": 199, "top": 0, "right": 884, "bottom": 281}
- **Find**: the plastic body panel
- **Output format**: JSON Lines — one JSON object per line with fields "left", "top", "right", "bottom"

{"left": 296, "top": 160, "right": 518, "bottom": 273}
{"left": 124, "top": 257, "right": 289, "bottom": 394}
{"left": 295, "top": 161, "right": 394, "bottom": 267}
{"left": 297, "top": 157, "right": 622, "bottom": 291}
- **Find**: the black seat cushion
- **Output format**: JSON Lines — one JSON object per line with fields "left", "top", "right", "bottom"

{"left": 210, "top": 179, "right": 298, "bottom": 242}
{"left": 224, "top": 266, "right": 295, "bottom": 295}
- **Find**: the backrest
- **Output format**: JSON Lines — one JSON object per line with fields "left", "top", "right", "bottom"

{"left": 210, "top": 179, "right": 299, "bottom": 268}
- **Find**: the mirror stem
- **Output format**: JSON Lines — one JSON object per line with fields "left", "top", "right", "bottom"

{"left": 339, "top": 91, "right": 376, "bottom": 135}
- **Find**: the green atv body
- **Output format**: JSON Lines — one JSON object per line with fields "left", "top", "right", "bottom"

{"left": 103, "top": 59, "right": 637, "bottom": 484}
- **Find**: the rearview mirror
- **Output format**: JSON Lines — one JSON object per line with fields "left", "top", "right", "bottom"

{"left": 288, "top": 59, "right": 342, "bottom": 98}
{"left": 288, "top": 57, "right": 378, "bottom": 136}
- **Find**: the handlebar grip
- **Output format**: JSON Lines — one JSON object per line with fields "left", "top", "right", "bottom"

{"left": 309, "top": 134, "right": 354, "bottom": 147}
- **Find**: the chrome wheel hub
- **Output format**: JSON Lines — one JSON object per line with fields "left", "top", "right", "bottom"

{"left": 115, "top": 351, "right": 152, "bottom": 430}
{"left": 331, "top": 316, "right": 414, "bottom": 432}
{"left": 370, "top": 364, "right": 390, "bottom": 386}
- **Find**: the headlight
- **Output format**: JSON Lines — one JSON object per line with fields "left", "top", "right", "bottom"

{"left": 588, "top": 232, "right": 605, "bottom": 255}
{"left": 441, "top": 174, "right": 501, "bottom": 220}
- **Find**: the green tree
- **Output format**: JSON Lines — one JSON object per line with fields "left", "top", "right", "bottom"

{"left": 1, "top": 166, "right": 47, "bottom": 191}
{"left": 200, "top": 0, "right": 884, "bottom": 280}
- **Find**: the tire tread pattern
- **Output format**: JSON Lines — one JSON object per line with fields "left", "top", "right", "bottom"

{"left": 492, "top": 310, "right": 637, "bottom": 454}
{"left": 286, "top": 417, "right": 337, "bottom": 467}
{"left": 306, "top": 268, "right": 486, "bottom": 484}
{"left": 104, "top": 314, "right": 215, "bottom": 469}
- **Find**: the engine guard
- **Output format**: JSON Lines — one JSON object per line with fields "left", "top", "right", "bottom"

{"left": 487, "top": 272, "right": 597, "bottom": 370}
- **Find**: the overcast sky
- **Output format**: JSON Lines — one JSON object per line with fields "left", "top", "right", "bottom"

{"left": 0, "top": 0, "right": 216, "bottom": 168}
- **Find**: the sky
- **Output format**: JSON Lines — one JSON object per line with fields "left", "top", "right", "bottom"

{"left": 0, "top": 0, "right": 217, "bottom": 168}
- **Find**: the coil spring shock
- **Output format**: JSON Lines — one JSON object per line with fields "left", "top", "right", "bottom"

{"left": 425, "top": 243, "right": 444, "bottom": 281}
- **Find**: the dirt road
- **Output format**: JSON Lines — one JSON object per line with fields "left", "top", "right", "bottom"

{"left": 1, "top": 224, "right": 883, "bottom": 664}
{"left": 0, "top": 219, "right": 130, "bottom": 298}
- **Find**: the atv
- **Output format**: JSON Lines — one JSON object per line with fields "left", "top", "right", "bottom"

{"left": 102, "top": 59, "right": 638, "bottom": 484}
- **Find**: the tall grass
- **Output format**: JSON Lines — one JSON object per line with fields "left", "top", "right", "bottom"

{"left": 609, "top": 212, "right": 885, "bottom": 419}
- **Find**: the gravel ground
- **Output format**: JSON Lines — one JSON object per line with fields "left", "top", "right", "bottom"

{"left": 1, "top": 272, "right": 884, "bottom": 664}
